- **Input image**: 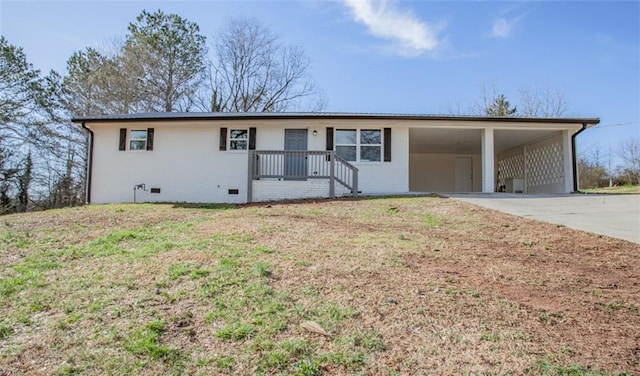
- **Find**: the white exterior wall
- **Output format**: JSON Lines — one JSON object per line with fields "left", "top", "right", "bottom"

{"left": 86, "top": 117, "right": 584, "bottom": 204}
{"left": 91, "top": 123, "right": 248, "bottom": 204}
{"left": 353, "top": 126, "right": 409, "bottom": 194}
{"left": 248, "top": 121, "right": 408, "bottom": 199}
{"left": 88, "top": 119, "right": 410, "bottom": 204}
{"left": 409, "top": 153, "right": 482, "bottom": 192}
{"left": 252, "top": 179, "right": 351, "bottom": 202}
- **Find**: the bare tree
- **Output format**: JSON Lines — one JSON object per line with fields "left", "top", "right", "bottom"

{"left": 577, "top": 145, "right": 610, "bottom": 189}
{"left": 617, "top": 137, "right": 640, "bottom": 185}
{"left": 439, "top": 98, "right": 469, "bottom": 116}
{"left": 0, "top": 36, "right": 59, "bottom": 213}
{"left": 519, "top": 85, "right": 568, "bottom": 117}
{"left": 0, "top": 36, "right": 51, "bottom": 145}
{"left": 443, "top": 80, "right": 571, "bottom": 119}
{"left": 207, "top": 18, "right": 324, "bottom": 112}
{"left": 1, "top": 36, "right": 90, "bottom": 214}
{"left": 471, "top": 80, "right": 501, "bottom": 116}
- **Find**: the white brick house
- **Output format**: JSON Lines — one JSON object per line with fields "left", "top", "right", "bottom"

{"left": 72, "top": 113, "right": 599, "bottom": 204}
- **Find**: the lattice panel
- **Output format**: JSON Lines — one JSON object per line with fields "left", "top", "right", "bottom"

{"left": 497, "top": 153, "right": 524, "bottom": 188}
{"left": 527, "top": 139, "right": 563, "bottom": 187}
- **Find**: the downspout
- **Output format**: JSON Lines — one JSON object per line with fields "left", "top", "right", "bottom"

{"left": 571, "top": 123, "right": 588, "bottom": 192}
{"left": 80, "top": 122, "right": 94, "bottom": 204}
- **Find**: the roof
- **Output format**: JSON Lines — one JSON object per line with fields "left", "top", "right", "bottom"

{"left": 71, "top": 112, "right": 600, "bottom": 125}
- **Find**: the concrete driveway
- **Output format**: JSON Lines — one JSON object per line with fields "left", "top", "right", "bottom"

{"left": 445, "top": 193, "right": 640, "bottom": 244}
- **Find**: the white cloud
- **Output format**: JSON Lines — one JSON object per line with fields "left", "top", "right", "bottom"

{"left": 342, "top": 0, "right": 442, "bottom": 57}
{"left": 490, "top": 17, "right": 519, "bottom": 38}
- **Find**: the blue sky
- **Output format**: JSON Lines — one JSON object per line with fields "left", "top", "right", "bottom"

{"left": 1, "top": 0, "right": 638, "bottom": 162}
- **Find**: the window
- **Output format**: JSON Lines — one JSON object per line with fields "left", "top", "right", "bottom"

{"left": 335, "top": 129, "right": 382, "bottom": 162}
{"left": 336, "top": 129, "right": 356, "bottom": 161}
{"left": 229, "top": 129, "right": 248, "bottom": 150}
{"left": 129, "top": 130, "right": 148, "bottom": 150}
{"left": 119, "top": 128, "right": 154, "bottom": 151}
{"left": 360, "top": 129, "right": 381, "bottom": 162}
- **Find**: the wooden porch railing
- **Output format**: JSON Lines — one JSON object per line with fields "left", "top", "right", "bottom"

{"left": 247, "top": 150, "right": 358, "bottom": 202}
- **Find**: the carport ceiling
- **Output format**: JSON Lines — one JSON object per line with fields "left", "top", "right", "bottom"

{"left": 409, "top": 128, "right": 481, "bottom": 154}
{"left": 409, "top": 128, "right": 563, "bottom": 154}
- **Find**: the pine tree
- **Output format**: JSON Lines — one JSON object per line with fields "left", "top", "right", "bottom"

{"left": 486, "top": 94, "right": 517, "bottom": 117}
{"left": 126, "top": 9, "right": 207, "bottom": 112}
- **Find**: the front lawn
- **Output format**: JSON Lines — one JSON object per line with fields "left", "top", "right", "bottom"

{"left": 0, "top": 197, "right": 637, "bottom": 375}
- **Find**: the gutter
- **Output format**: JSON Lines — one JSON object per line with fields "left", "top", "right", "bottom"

{"left": 80, "top": 122, "right": 94, "bottom": 204}
{"left": 571, "top": 123, "right": 588, "bottom": 192}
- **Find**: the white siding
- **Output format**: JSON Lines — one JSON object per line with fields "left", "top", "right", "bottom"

{"left": 88, "top": 119, "right": 410, "bottom": 204}
{"left": 86, "top": 117, "right": 581, "bottom": 203}
{"left": 251, "top": 123, "right": 409, "bottom": 197}
{"left": 352, "top": 127, "right": 409, "bottom": 194}
{"left": 91, "top": 124, "right": 247, "bottom": 204}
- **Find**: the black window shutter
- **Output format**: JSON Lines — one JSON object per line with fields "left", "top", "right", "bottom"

{"left": 383, "top": 128, "right": 392, "bottom": 162}
{"left": 219, "top": 128, "right": 227, "bottom": 151}
{"left": 326, "top": 127, "right": 334, "bottom": 161}
{"left": 146, "top": 128, "right": 154, "bottom": 151}
{"left": 119, "top": 128, "right": 127, "bottom": 151}
{"left": 326, "top": 127, "right": 334, "bottom": 150}
{"left": 249, "top": 127, "right": 257, "bottom": 150}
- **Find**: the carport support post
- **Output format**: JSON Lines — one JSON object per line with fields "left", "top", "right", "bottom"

{"left": 562, "top": 130, "right": 573, "bottom": 193}
{"left": 481, "top": 128, "right": 495, "bottom": 193}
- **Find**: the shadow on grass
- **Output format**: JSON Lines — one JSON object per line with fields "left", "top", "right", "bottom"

{"left": 239, "top": 193, "right": 442, "bottom": 208}
{"left": 153, "top": 194, "right": 442, "bottom": 211}
{"left": 168, "top": 202, "right": 237, "bottom": 210}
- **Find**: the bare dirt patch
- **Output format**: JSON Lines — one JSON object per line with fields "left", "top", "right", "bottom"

{"left": 0, "top": 197, "right": 637, "bottom": 375}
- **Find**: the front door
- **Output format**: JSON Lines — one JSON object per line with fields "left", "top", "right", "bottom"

{"left": 284, "top": 129, "right": 308, "bottom": 180}
{"left": 454, "top": 157, "right": 473, "bottom": 192}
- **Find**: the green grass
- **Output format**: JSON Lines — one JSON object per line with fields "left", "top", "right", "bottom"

{"left": 595, "top": 301, "right": 640, "bottom": 314}
{"left": 481, "top": 332, "right": 500, "bottom": 342}
{"left": 580, "top": 184, "right": 640, "bottom": 194}
{"left": 529, "top": 360, "right": 633, "bottom": 375}
{"left": 167, "top": 262, "right": 210, "bottom": 280}
{"left": 423, "top": 213, "right": 444, "bottom": 228}
{"left": 125, "top": 320, "right": 171, "bottom": 359}
{"left": 215, "top": 322, "right": 256, "bottom": 341}
{"left": 214, "top": 355, "right": 235, "bottom": 370}
{"left": 123, "top": 321, "right": 187, "bottom": 373}
{"left": 0, "top": 321, "right": 13, "bottom": 340}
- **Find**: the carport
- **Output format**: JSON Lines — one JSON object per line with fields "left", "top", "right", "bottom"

{"left": 407, "top": 117, "right": 599, "bottom": 194}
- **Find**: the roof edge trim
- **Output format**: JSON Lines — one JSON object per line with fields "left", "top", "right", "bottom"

{"left": 71, "top": 112, "right": 600, "bottom": 125}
